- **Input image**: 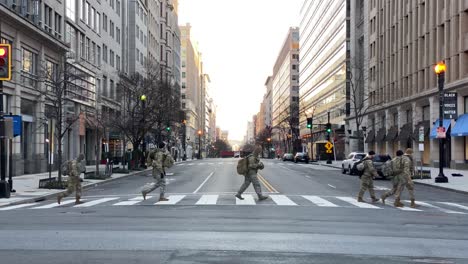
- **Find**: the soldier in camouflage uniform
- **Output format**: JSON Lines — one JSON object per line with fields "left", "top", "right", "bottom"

{"left": 381, "top": 150, "right": 404, "bottom": 204}
{"left": 357, "top": 151, "right": 379, "bottom": 203}
{"left": 235, "top": 146, "right": 269, "bottom": 201}
{"left": 394, "top": 148, "right": 418, "bottom": 208}
{"left": 141, "top": 142, "right": 169, "bottom": 202}
{"left": 57, "top": 154, "right": 86, "bottom": 205}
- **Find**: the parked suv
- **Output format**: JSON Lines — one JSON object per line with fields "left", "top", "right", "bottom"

{"left": 342, "top": 152, "right": 366, "bottom": 175}
{"left": 372, "top": 154, "right": 392, "bottom": 179}
{"left": 294, "top": 152, "right": 309, "bottom": 163}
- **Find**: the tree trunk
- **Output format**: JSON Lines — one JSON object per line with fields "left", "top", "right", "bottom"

{"left": 95, "top": 125, "right": 100, "bottom": 175}
{"left": 57, "top": 100, "right": 63, "bottom": 183}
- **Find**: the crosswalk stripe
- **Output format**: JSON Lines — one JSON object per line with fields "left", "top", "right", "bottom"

{"left": 408, "top": 201, "right": 467, "bottom": 214}
{"left": 302, "top": 195, "right": 339, "bottom": 207}
{"left": 236, "top": 194, "right": 256, "bottom": 205}
{"left": 113, "top": 196, "right": 152, "bottom": 206}
{"left": 188, "top": 163, "right": 194, "bottom": 166}
{"left": 74, "top": 197, "right": 119, "bottom": 208}
{"left": 336, "top": 197, "right": 381, "bottom": 209}
{"left": 155, "top": 195, "right": 186, "bottom": 205}
{"left": 270, "top": 195, "right": 297, "bottom": 206}
{"left": 195, "top": 195, "right": 219, "bottom": 205}
{"left": 396, "top": 206, "right": 422, "bottom": 212}
{"left": 0, "top": 203, "right": 36, "bottom": 211}
{"left": 438, "top": 202, "right": 468, "bottom": 211}
{"left": 32, "top": 199, "right": 76, "bottom": 209}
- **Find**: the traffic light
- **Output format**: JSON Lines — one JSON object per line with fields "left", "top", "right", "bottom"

{"left": 0, "top": 44, "right": 12, "bottom": 81}
{"left": 166, "top": 126, "right": 171, "bottom": 131}
{"left": 325, "top": 123, "right": 332, "bottom": 134}
{"left": 306, "top": 118, "right": 312, "bottom": 129}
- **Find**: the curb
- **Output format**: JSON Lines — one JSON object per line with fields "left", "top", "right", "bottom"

{"left": 413, "top": 181, "right": 468, "bottom": 195}
{"left": 318, "top": 163, "right": 342, "bottom": 170}
{"left": 1, "top": 169, "right": 151, "bottom": 207}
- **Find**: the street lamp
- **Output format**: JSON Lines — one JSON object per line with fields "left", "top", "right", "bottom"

{"left": 182, "top": 119, "right": 187, "bottom": 161}
{"left": 267, "top": 138, "right": 271, "bottom": 159}
{"left": 434, "top": 61, "right": 448, "bottom": 183}
{"left": 140, "top": 94, "right": 147, "bottom": 167}
{"left": 197, "top": 130, "right": 202, "bottom": 159}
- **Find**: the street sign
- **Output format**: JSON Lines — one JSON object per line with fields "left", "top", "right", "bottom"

{"left": 436, "top": 126, "right": 446, "bottom": 139}
{"left": 4, "top": 115, "right": 22, "bottom": 137}
{"left": 444, "top": 92, "right": 457, "bottom": 119}
{"left": 325, "top": 142, "right": 333, "bottom": 150}
{"left": 418, "top": 126, "right": 424, "bottom": 142}
{"left": 326, "top": 149, "right": 332, "bottom": 154}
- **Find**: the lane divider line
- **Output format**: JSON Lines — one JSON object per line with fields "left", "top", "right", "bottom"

{"left": 257, "top": 173, "right": 279, "bottom": 193}
{"left": 193, "top": 172, "right": 214, "bottom": 194}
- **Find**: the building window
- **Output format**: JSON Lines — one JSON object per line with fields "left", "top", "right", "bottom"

{"left": 91, "top": 7, "right": 95, "bottom": 29}
{"left": 22, "top": 48, "right": 37, "bottom": 75}
{"left": 181, "top": 94, "right": 186, "bottom": 99}
{"left": 97, "top": 45, "right": 101, "bottom": 66}
{"left": 110, "top": 0, "right": 115, "bottom": 9}
{"left": 116, "top": 55, "right": 120, "bottom": 71}
{"left": 103, "top": 14, "right": 107, "bottom": 32}
{"left": 110, "top": 79, "right": 115, "bottom": 99}
{"left": 80, "top": 33, "right": 85, "bottom": 59}
{"left": 182, "top": 72, "right": 186, "bottom": 78}
{"left": 182, "top": 82, "right": 186, "bottom": 88}
{"left": 182, "top": 103, "right": 186, "bottom": 109}
{"left": 136, "top": 48, "right": 139, "bottom": 62}
{"left": 110, "top": 50, "right": 114, "bottom": 67}
{"left": 85, "top": 2, "right": 89, "bottom": 24}
{"left": 110, "top": 21, "right": 114, "bottom": 38}
{"left": 44, "top": 5, "right": 53, "bottom": 33}
{"left": 102, "top": 75, "right": 108, "bottom": 96}
{"left": 91, "top": 42, "right": 96, "bottom": 64}
{"left": 96, "top": 13, "right": 100, "bottom": 33}
{"left": 79, "top": 0, "right": 84, "bottom": 20}
{"left": 65, "top": 23, "right": 77, "bottom": 57}
{"left": 103, "top": 44, "right": 108, "bottom": 62}
{"left": 116, "top": 27, "right": 120, "bottom": 44}
{"left": 86, "top": 37, "right": 90, "bottom": 61}
{"left": 54, "top": 13, "right": 62, "bottom": 39}
{"left": 116, "top": 0, "right": 120, "bottom": 16}
{"left": 66, "top": 0, "right": 76, "bottom": 21}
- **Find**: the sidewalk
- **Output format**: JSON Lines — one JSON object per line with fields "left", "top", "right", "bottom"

{"left": 0, "top": 164, "right": 153, "bottom": 207}
{"left": 314, "top": 160, "right": 343, "bottom": 169}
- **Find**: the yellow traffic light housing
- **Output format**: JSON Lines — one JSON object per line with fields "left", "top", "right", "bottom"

{"left": 0, "top": 44, "right": 12, "bottom": 81}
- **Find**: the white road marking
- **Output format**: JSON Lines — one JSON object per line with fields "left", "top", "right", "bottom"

{"left": 113, "top": 196, "right": 152, "bottom": 206}
{"left": 165, "top": 173, "right": 174, "bottom": 176}
{"left": 195, "top": 195, "right": 219, "bottom": 205}
{"left": 336, "top": 197, "right": 381, "bottom": 209}
{"left": 236, "top": 194, "right": 256, "bottom": 205}
{"left": 407, "top": 201, "right": 467, "bottom": 214}
{"left": 397, "top": 206, "right": 423, "bottom": 212}
{"left": 327, "top": 184, "right": 336, "bottom": 189}
{"left": 270, "top": 195, "right": 297, "bottom": 206}
{"left": 32, "top": 199, "right": 76, "bottom": 209}
{"left": 188, "top": 163, "right": 194, "bottom": 166}
{"left": 193, "top": 172, "right": 214, "bottom": 193}
{"left": 374, "top": 186, "right": 390, "bottom": 191}
{"left": 74, "top": 197, "right": 119, "bottom": 208}
{"left": 0, "top": 203, "right": 36, "bottom": 211}
{"left": 302, "top": 195, "right": 339, "bottom": 207}
{"left": 438, "top": 202, "right": 468, "bottom": 211}
{"left": 155, "top": 195, "right": 186, "bottom": 205}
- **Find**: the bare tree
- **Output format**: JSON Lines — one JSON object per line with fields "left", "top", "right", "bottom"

{"left": 37, "top": 57, "right": 87, "bottom": 183}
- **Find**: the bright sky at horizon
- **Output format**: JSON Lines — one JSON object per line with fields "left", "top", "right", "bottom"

{"left": 178, "top": 0, "right": 304, "bottom": 141}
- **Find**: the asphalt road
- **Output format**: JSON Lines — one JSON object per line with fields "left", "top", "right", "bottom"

{"left": 1, "top": 158, "right": 468, "bottom": 264}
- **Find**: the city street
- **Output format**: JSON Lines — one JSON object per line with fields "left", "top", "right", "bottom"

{"left": 1, "top": 158, "right": 468, "bottom": 263}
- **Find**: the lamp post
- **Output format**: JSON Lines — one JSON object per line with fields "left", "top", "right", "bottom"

{"left": 140, "top": 94, "right": 147, "bottom": 167}
{"left": 267, "top": 137, "right": 271, "bottom": 158}
{"left": 434, "top": 61, "right": 448, "bottom": 183}
{"left": 182, "top": 120, "right": 187, "bottom": 161}
{"left": 197, "top": 130, "right": 202, "bottom": 159}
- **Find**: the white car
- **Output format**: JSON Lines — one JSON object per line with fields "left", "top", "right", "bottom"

{"left": 342, "top": 152, "right": 366, "bottom": 175}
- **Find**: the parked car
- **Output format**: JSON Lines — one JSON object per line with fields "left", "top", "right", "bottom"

{"left": 372, "top": 154, "right": 392, "bottom": 179}
{"left": 294, "top": 152, "right": 309, "bottom": 163}
{"left": 342, "top": 152, "right": 366, "bottom": 175}
{"left": 282, "top": 153, "right": 294, "bottom": 162}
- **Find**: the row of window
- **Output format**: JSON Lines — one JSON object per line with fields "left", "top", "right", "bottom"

{"left": 136, "top": 25, "right": 147, "bottom": 47}
{"left": 43, "top": 5, "right": 63, "bottom": 39}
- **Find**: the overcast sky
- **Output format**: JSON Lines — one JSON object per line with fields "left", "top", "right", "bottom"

{"left": 178, "top": 0, "right": 304, "bottom": 141}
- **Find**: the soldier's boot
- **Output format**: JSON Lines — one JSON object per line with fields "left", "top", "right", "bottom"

{"left": 57, "top": 195, "right": 62, "bottom": 205}
{"left": 258, "top": 195, "right": 269, "bottom": 201}
{"left": 371, "top": 197, "right": 380, "bottom": 203}
{"left": 394, "top": 199, "right": 404, "bottom": 207}
{"left": 235, "top": 194, "right": 244, "bottom": 200}
{"left": 381, "top": 194, "right": 387, "bottom": 205}
{"left": 357, "top": 197, "right": 364, "bottom": 202}
{"left": 75, "top": 197, "right": 84, "bottom": 205}
{"left": 410, "top": 199, "right": 419, "bottom": 208}
{"left": 158, "top": 197, "right": 169, "bottom": 202}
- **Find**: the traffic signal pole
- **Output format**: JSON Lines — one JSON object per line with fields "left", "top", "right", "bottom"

{"left": 326, "top": 112, "right": 332, "bottom": 164}
{"left": 0, "top": 80, "right": 9, "bottom": 198}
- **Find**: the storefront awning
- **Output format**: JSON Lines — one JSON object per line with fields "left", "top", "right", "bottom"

{"left": 429, "top": 119, "right": 451, "bottom": 139}
{"left": 365, "top": 130, "right": 375, "bottom": 143}
{"left": 451, "top": 114, "right": 468, "bottom": 137}
{"left": 375, "top": 128, "right": 386, "bottom": 142}
{"left": 385, "top": 126, "right": 398, "bottom": 141}
{"left": 396, "top": 123, "right": 413, "bottom": 142}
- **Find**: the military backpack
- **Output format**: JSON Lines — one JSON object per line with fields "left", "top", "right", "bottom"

{"left": 236, "top": 155, "right": 250, "bottom": 176}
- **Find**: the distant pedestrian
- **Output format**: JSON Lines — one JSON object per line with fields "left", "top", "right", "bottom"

{"left": 141, "top": 142, "right": 173, "bottom": 202}
{"left": 394, "top": 148, "right": 418, "bottom": 208}
{"left": 236, "top": 146, "right": 269, "bottom": 201}
{"left": 357, "top": 151, "right": 379, "bottom": 203}
{"left": 381, "top": 150, "right": 404, "bottom": 204}
{"left": 57, "top": 154, "right": 86, "bottom": 205}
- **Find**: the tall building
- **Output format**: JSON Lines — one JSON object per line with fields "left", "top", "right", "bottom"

{"left": 221, "top": 130, "right": 229, "bottom": 142}
{"left": 180, "top": 23, "right": 202, "bottom": 158}
{"left": 359, "top": 1, "right": 468, "bottom": 169}
{"left": 271, "top": 27, "right": 300, "bottom": 155}
{"left": 299, "top": 0, "right": 348, "bottom": 159}
{"left": 263, "top": 76, "right": 273, "bottom": 127}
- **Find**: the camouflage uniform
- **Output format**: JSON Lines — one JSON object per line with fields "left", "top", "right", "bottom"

{"left": 141, "top": 149, "right": 167, "bottom": 199}
{"left": 57, "top": 154, "right": 86, "bottom": 204}
{"left": 381, "top": 156, "right": 404, "bottom": 202}
{"left": 237, "top": 152, "right": 267, "bottom": 200}
{"left": 357, "top": 158, "right": 379, "bottom": 202}
{"left": 395, "top": 154, "right": 415, "bottom": 201}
